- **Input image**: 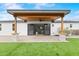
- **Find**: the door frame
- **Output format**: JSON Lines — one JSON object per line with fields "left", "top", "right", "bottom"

{"left": 27, "top": 21, "right": 51, "bottom": 36}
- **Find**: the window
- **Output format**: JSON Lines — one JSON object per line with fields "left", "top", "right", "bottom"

{"left": 0, "top": 24, "right": 2, "bottom": 31}
{"left": 70, "top": 24, "right": 72, "bottom": 28}
{"left": 12, "top": 24, "right": 15, "bottom": 31}
{"left": 52, "top": 24, "right": 54, "bottom": 27}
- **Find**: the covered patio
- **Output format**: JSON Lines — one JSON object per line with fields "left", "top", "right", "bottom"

{"left": 7, "top": 10, "right": 70, "bottom": 35}
{"left": 0, "top": 10, "right": 70, "bottom": 42}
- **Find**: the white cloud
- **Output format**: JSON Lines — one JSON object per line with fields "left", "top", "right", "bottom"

{"left": 70, "top": 15, "right": 79, "bottom": 20}
{"left": 0, "top": 3, "right": 24, "bottom": 20}
{"left": 34, "top": 3, "right": 55, "bottom": 9}
{"left": 0, "top": 13, "right": 14, "bottom": 21}
{"left": 0, "top": 3, "right": 79, "bottom": 21}
{"left": 64, "top": 10, "right": 79, "bottom": 21}
{"left": 0, "top": 3, "right": 56, "bottom": 20}
{"left": 64, "top": 15, "right": 79, "bottom": 21}
{"left": 74, "top": 10, "right": 79, "bottom": 14}
{"left": 3, "top": 3, "right": 24, "bottom": 9}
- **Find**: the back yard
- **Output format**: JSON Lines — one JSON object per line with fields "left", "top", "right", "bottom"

{"left": 0, "top": 38, "right": 79, "bottom": 56}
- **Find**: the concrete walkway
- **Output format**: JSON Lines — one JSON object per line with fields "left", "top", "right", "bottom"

{"left": 0, "top": 35, "right": 67, "bottom": 42}
{"left": 67, "top": 35, "right": 79, "bottom": 38}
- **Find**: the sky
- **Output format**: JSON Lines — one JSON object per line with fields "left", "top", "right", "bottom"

{"left": 0, "top": 3, "right": 79, "bottom": 21}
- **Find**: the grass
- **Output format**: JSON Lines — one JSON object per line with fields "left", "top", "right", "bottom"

{"left": 0, "top": 38, "right": 79, "bottom": 56}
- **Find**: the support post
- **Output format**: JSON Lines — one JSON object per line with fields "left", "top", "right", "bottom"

{"left": 61, "top": 16, "right": 64, "bottom": 35}
{"left": 14, "top": 15, "right": 17, "bottom": 35}
{"left": 11, "top": 15, "right": 19, "bottom": 41}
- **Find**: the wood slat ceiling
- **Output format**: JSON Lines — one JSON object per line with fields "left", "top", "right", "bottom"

{"left": 18, "top": 16, "right": 60, "bottom": 21}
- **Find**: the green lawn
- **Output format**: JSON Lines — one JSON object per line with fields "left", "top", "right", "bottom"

{"left": 0, "top": 38, "right": 79, "bottom": 56}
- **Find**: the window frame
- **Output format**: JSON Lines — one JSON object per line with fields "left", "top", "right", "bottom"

{"left": 70, "top": 24, "right": 72, "bottom": 28}
{"left": 0, "top": 24, "right": 2, "bottom": 31}
{"left": 12, "top": 23, "right": 15, "bottom": 31}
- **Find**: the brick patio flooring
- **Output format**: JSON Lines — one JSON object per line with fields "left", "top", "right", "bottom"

{"left": 0, "top": 35, "right": 67, "bottom": 42}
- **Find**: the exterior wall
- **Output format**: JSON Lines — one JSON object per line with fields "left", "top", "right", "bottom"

{"left": 17, "top": 23, "right": 27, "bottom": 35}
{"left": 50, "top": 23, "right": 79, "bottom": 35}
{"left": 0, "top": 21, "right": 79, "bottom": 35}
{"left": 0, "top": 23, "right": 12, "bottom": 35}
{"left": 67, "top": 23, "right": 79, "bottom": 30}
{"left": 63, "top": 23, "right": 79, "bottom": 30}
{"left": 51, "top": 23, "right": 61, "bottom": 35}
{"left": 0, "top": 22, "right": 28, "bottom": 35}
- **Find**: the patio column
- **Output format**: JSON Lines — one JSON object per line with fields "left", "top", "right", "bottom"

{"left": 60, "top": 16, "right": 64, "bottom": 35}
{"left": 14, "top": 15, "right": 17, "bottom": 34}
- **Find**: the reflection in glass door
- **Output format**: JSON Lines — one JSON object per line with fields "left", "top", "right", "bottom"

{"left": 44, "top": 24, "right": 50, "bottom": 35}
{"left": 28, "top": 24, "right": 50, "bottom": 35}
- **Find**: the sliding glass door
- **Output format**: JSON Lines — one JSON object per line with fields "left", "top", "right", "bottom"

{"left": 28, "top": 24, "right": 50, "bottom": 35}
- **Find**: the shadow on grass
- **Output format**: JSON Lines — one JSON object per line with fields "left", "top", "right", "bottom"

{"left": 56, "top": 53, "right": 60, "bottom": 56}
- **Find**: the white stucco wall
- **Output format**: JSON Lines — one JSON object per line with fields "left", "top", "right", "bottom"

{"left": 0, "top": 23, "right": 12, "bottom": 35}
{"left": 62, "top": 23, "right": 79, "bottom": 30}
{"left": 17, "top": 23, "right": 27, "bottom": 35}
{"left": 0, "top": 22, "right": 28, "bottom": 35}
{"left": 0, "top": 21, "right": 79, "bottom": 35}
{"left": 50, "top": 23, "right": 61, "bottom": 35}
{"left": 50, "top": 23, "right": 79, "bottom": 35}
{"left": 50, "top": 18, "right": 61, "bottom": 35}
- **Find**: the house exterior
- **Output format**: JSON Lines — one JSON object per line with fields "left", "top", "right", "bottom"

{"left": 0, "top": 20, "right": 79, "bottom": 36}
{"left": 0, "top": 10, "right": 79, "bottom": 36}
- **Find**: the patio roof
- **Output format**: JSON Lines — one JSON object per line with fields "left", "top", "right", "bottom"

{"left": 7, "top": 9, "right": 70, "bottom": 21}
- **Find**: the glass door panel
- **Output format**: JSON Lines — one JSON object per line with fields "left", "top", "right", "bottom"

{"left": 28, "top": 24, "right": 50, "bottom": 35}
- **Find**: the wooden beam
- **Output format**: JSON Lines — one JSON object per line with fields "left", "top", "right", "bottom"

{"left": 14, "top": 16, "right": 17, "bottom": 34}
{"left": 14, "top": 13, "right": 64, "bottom": 16}
{"left": 18, "top": 16, "right": 59, "bottom": 21}
{"left": 18, "top": 15, "right": 57, "bottom": 18}
{"left": 60, "top": 16, "right": 64, "bottom": 34}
